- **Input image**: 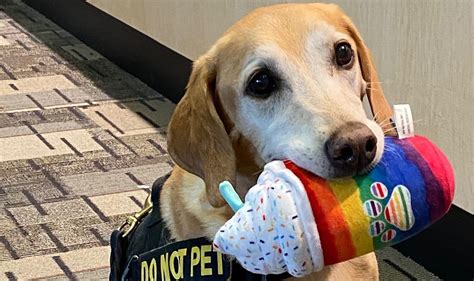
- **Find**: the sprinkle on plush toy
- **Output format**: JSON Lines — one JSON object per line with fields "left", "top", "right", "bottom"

{"left": 213, "top": 135, "right": 454, "bottom": 277}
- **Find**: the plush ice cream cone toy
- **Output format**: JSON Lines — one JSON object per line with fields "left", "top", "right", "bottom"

{"left": 213, "top": 135, "right": 455, "bottom": 277}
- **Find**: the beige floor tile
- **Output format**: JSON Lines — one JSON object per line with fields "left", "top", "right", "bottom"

{"left": 43, "top": 129, "right": 103, "bottom": 152}
{"left": 0, "top": 247, "right": 110, "bottom": 280}
{"left": 0, "top": 126, "right": 32, "bottom": 138}
{"left": 32, "top": 121, "right": 84, "bottom": 134}
{"left": 58, "top": 246, "right": 110, "bottom": 272}
{"left": 0, "top": 134, "right": 70, "bottom": 162}
{"left": 88, "top": 190, "right": 148, "bottom": 217}
{"left": 7, "top": 198, "right": 97, "bottom": 226}
{"left": 0, "top": 75, "right": 76, "bottom": 95}
{"left": 62, "top": 163, "right": 171, "bottom": 196}
{"left": 80, "top": 102, "right": 168, "bottom": 136}
{"left": 0, "top": 255, "right": 63, "bottom": 280}
{"left": 0, "top": 93, "right": 39, "bottom": 112}
{"left": 0, "top": 129, "right": 102, "bottom": 161}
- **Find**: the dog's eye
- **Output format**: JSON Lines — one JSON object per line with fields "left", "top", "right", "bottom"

{"left": 335, "top": 42, "right": 354, "bottom": 68}
{"left": 247, "top": 70, "right": 277, "bottom": 98}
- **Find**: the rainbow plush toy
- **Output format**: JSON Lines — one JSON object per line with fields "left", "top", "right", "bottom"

{"left": 213, "top": 135, "right": 454, "bottom": 277}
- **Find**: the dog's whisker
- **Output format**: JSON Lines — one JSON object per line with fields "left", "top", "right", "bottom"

{"left": 373, "top": 113, "right": 391, "bottom": 125}
{"left": 380, "top": 121, "right": 396, "bottom": 129}
{"left": 381, "top": 126, "right": 395, "bottom": 132}
{"left": 374, "top": 113, "right": 390, "bottom": 122}
{"left": 378, "top": 118, "right": 391, "bottom": 125}
{"left": 372, "top": 111, "right": 380, "bottom": 121}
{"left": 366, "top": 87, "right": 382, "bottom": 92}
{"left": 381, "top": 118, "right": 423, "bottom": 132}
{"left": 383, "top": 128, "right": 397, "bottom": 135}
{"left": 377, "top": 118, "right": 392, "bottom": 127}
{"left": 380, "top": 121, "right": 396, "bottom": 128}
{"left": 383, "top": 127, "right": 397, "bottom": 133}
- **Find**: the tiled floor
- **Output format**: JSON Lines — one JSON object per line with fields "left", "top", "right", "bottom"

{"left": 0, "top": 0, "right": 441, "bottom": 280}
{"left": 0, "top": 0, "right": 173, "bottom": 279}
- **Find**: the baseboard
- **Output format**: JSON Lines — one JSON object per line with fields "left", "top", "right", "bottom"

{"left": 393, "top": 205, "right": 474, "bottom": 280}
{"left": 23, "top": 0, "right": 192, "bottom": 104}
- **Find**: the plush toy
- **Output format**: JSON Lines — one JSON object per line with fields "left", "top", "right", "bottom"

{"left": 213, "top": 135, "right": 454, "bottom": 277}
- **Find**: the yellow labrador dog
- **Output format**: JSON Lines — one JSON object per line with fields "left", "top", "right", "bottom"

{"left": 161, "top": 3, "right": 390, "bottom": 280}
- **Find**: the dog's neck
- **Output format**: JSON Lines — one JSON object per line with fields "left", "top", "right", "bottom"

{"left": 163, "top": 131, "right": 263, "bottom": 241}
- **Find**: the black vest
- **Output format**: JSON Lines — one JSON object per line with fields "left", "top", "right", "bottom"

{"left": 109, "top": 174, "right": 290, "bottom": 281}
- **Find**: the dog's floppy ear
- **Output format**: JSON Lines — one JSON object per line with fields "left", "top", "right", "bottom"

{"left": 342, "top": 15, "right": 394, "bottom": 127}
{"left": 167, "top": 55, "right": 235, "bottom": 208}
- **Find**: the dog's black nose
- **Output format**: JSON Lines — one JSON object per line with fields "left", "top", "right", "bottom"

{"left": 325, "top": 122, "right": 377, "bottom": 175}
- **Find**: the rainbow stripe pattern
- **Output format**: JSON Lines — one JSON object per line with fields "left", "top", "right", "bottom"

{"left": 285, "top": 135, "right": 455, "bottom": 265}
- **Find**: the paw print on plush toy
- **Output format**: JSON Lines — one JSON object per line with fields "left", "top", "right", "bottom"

{"left": 363, "top": 182, "right": 415, "bottom": 243}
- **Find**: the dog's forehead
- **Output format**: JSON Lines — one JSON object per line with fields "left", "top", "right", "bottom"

{"left": 232, "top": 3, "right": 348, "bottom": 33}
{"left": 215, "top": 4, "right": 353, "bottom": 69}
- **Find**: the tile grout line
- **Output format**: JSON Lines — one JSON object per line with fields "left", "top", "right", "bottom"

{"left": 0, "top": 237, "right": 20, "bottom": 260}
{"left": 81, "top": 195, "right": 110, "bottom": 222}
{"left": 52, "top": 255, "right": 78, "bottom": 281}
{"left": 61, "top": 137, "right": 84, "bottom": 157}
{"left": 40, "top": 224, "right": 68, "bottom": 252}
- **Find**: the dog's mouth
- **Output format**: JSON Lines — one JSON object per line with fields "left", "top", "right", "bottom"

{"left": 358, "top": 149, "right": 383, "bottom": 175}
{"left": 277, "top": 158, "right": 381, "bottom": 180}
{"left": 266, "top": 122, "right": 385, "bottom": 180}
{"left": 274, "top": 143, "right": 384, "bottom": 180}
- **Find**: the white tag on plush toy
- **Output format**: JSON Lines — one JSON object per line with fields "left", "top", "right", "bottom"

{"left": 393, "top": 104, "right": 414, "bottom": 139}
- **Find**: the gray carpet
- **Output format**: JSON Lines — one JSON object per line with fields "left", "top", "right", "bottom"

{"left": 0, "top": 0, "right": 439, "bottom": 279}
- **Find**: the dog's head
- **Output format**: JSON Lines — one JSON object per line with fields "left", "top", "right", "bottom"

{"left": 168, "top": 4, "right": 389, "bottom": 207}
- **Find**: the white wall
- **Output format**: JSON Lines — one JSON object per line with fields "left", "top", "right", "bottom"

{"left": 88, "top": 0, "right": 473, "bottom": 213}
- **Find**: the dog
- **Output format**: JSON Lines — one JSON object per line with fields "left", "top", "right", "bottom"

{"left": 161, "top": 3, "right": 388, "bottom": 280}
